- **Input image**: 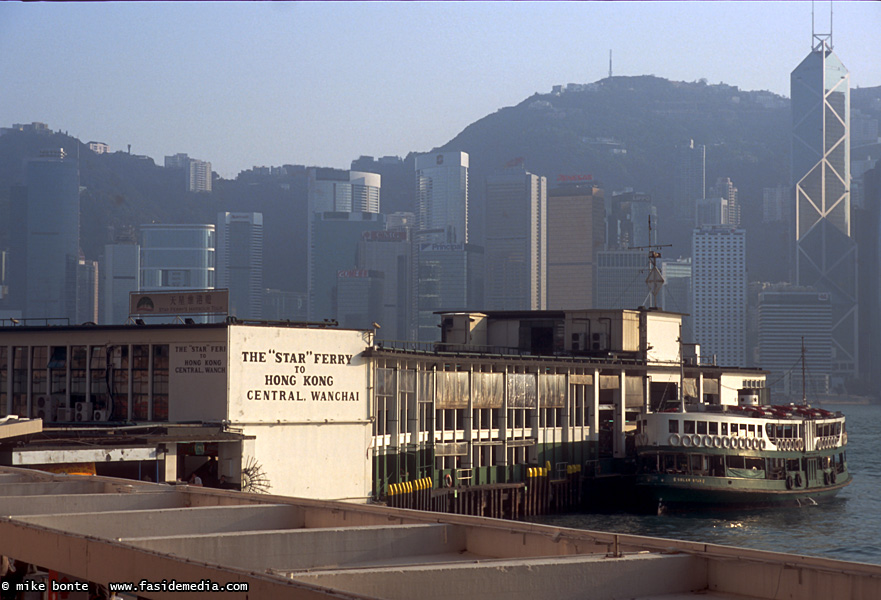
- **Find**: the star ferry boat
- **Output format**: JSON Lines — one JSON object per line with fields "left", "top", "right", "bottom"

{"left": 634, "top": 389, "right": 850, "bottom": 509}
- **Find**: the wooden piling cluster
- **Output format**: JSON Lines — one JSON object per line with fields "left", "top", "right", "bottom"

{"left": 384, "top": 467, "right": 583, "bottom": 520}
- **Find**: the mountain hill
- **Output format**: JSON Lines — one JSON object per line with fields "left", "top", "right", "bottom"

{"left": 3, "top": 76, "right": 879, "bottom": 296}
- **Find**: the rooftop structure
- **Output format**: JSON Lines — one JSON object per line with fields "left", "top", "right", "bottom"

{"left": 2, "top": 466, "right": 878, "bottom": 600}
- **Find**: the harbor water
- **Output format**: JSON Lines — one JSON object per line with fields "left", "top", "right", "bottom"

{"left": 533, "top": 403, "right": 881, "bottom": 564}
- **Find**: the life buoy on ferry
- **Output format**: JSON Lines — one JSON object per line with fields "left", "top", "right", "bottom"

{"left": 786, "top": 475, "right": 794, "bottom": 490}
{"left": 444, "top": 473, "right": 453, "bottom": 488}
{"left": 682, "top": 435, "right": 693, "bottom": 448}
{"left": 760, "top": 439, "right": 767, "bottom": 451}
{"left": 824, "top": 471, "right": 830, "bottom": 486}
{"left": 669, "top": 434, "right": 681, "bottom": 447}
{"left": 692, "top": 434, "right": 701, "bottom": 447}
{"left": 702, "top": 435, "right": 712, "bottom": 447}
{"left": 795, "top": 473, "right": 803, "bottom": 487}
{"left": 722, "top": 437, "right": 731, "bottom": 449}
{"left": 796, "top": 439, "right": 804, "bottom": 451}
{"left": 713, "top": 436, "right": 722, "bottom": 448}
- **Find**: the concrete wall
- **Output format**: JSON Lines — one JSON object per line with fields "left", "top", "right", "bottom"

{"left": 240, "top": 422, "right": 371, "bottom": 500}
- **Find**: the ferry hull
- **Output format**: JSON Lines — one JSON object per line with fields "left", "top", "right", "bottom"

{"left": 636, "top": 472, "right": 852, "bottom": 511}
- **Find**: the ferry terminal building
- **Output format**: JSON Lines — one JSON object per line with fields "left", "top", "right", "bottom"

{"left": 0, "top": 308, "right": 766, "bottom": 501}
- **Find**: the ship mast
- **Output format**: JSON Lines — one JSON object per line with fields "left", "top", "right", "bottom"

{"left": 679, "top": 323, "right": 686, "bottom": 413}
{"left": 631, "top": 216, "right": 671, "bottom": 309}
{"left": 801, "top": 336, "right": 807, "bottom": 406}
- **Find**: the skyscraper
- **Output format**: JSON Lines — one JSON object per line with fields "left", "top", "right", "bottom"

{"left": 308, "top": 168, "right": 380, "bottom": 213}
{"left": 757, "top": 287, "right": 832, "bottom": 398}
{"left": 76, "top": 255, "right": 99, "bottom": 324}
{"left": 415, "top": 152, "right": 469, "bottom": 244}
{"left": 695, "top": 197, "right": 729, "bottom": 227}
{"left": 216, "top": 212, "right": 263, "bottom": 320}
{"left": 692, "top": 226, "right": 747, "bottom": 367}
{"left": 413, "top": 151, "right": 482, "bottom": 340}
{"left": 306, "top": 168, "right": 383, "bottom": 322}
{"left": 140, "top": 224, "right": 216, "bottom": 292}
{"left": 164, "top": 153, "right": 213, "bottom": 193}
{"left": 102, "top": 230, "right": 140, "bottom": 324}
{"left": 546, "top": 183, "right": 604, "bottom": 309}
{"left": 484, "top": 166, "right": 546, "bottom": 310}
{"left": 791, "top": 34, "right": 856, "bottom": 378}
{"left": 594, "top": 249, "right": 649, "bottom": 310}
{"left": 24, "top": 149, "right": 80, "bottom": 321}
{"left": 357, "top": 229, "right": 412, "bottom": 340}
{"left": 607, "top": 190, "right": 656, "bottom": 250}
{"left": 710, "top": 177, "right": 740, "bottom": 227}
{"left": 309, "top": 212, "right": 386, "bottom": 322}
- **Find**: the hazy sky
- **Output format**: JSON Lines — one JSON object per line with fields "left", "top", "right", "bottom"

{"left": 2, "top": 2, "right": 880, "bottom": 178}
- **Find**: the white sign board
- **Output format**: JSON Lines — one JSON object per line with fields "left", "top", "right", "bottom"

{"left": 227, "top": 325, "right": 369, "bottom": 424}
{"left": 168, "top": 339, "right": 228, "bottom": 422}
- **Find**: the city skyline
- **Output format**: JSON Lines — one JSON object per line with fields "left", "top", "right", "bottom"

{"left": 2, "top": 2, "right": 879, "bottom": 178}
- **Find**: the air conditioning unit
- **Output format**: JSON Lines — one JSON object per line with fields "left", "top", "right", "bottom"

{"left": 75, "top": 401, "right": 94, "bottom": 422}
{"left": 93, "top": 409, "right": 111, "bottom": 422}
{"left": 34, "top": 396, "right": 57, "bottom": 422}
{"left": 56, "top": 407, "right": 74, "bottom": 422}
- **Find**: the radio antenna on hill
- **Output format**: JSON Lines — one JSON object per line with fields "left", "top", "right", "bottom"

{"left": 609, "top": 50, "right": 613, "bottom": 79}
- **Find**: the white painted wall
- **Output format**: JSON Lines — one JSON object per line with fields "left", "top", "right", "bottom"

{"left": 645, "top": 313, "right": 682, "bottom": 364}
{"left": 227, "top": 325, "right": 371, "bottom": 500}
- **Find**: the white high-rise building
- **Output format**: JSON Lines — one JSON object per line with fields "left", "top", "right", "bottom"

{"left": 308, "top": 169, "right": 380, "bottom": 214}
{"left": 187, "top": 159, "right": 212, "bottom": 193}
{"left": 164, "top": 153, "right": 212, "bottom": 193}
{"left": 216, "top": 212, "right": 263, "bottom": 320}
{"left": 484, "top": 167, "right": 546, "bottom": 310}
{"left": 415, "top": 152, "right": 469, "bottom": 244}
{"left": 140, "top": 224, "right": 215, "bottom": 292}
{"left": 710, "top": 177, "right": 740, "bottom": 227}
{"left": 692, "top": 226, "right": 747, "bottom": 367}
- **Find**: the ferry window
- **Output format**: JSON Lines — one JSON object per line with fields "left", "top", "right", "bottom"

{"left": 690, "top": 454, "right": 708, "bottom": 474}
{"left": 744, "top": 457, "right": 764, "bottom": 472}
{"left": 697, "top": 421, "right": 708, "bottom": 435}
{"left": 748, "top": 424, "right": 755, "bottom": 436}
{"left": 721, "top": 422, "right": 728, "bottom": 435}
{"left": 669, "top": 420, "right": 679, "bottom": 434}
{"left": 709, "top": 422, "right": 718, "bottom": 435}
{"left": 684, "top": 420, "right": 696, "bottom": 434}
{"left": 757, "top": 426, "right": 762, "bottom": 438}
